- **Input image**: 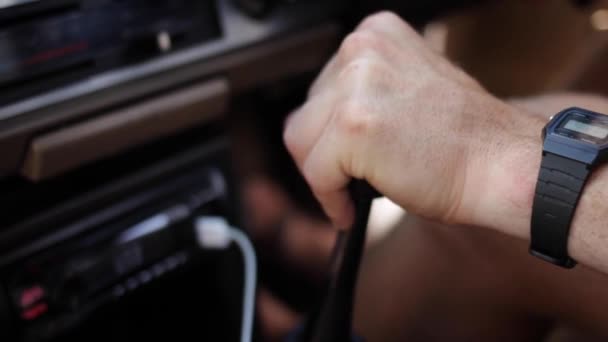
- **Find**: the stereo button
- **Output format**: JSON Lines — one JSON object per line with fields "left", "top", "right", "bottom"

{"left": 13, "top": 284, "right": 48, "bottom": 321}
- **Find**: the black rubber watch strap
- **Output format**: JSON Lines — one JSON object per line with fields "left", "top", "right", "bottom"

{"left": 530, "top": 152, "right": 590, "bottom": 268}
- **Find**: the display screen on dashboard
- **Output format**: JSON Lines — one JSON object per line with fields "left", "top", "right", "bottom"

{"left": 0, "top": 0, "right": 221, "bottom": 105}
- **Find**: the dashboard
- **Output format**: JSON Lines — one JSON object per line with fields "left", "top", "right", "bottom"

{"left": 0, "top": 1, "right": 345, "bottom": 341}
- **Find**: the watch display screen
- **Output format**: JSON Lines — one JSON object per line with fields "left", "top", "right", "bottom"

{"left": 563, "top": 119, "right": 608, "bottom": 139}
{"left": 550, "top": 108, "right": 608, "bottom": 150}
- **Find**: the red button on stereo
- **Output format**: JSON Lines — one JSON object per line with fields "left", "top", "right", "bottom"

{"left": 21, "top": 303, "right": 48, "bottom": 321}
{"left": 19, "top": 285, "right": 45, "bottom": 309}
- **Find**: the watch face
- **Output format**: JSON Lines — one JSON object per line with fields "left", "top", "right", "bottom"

{"left": 545, "top": 107, "right": 608, "bottom": 165}
{"left": 555, "top": 111, "right": 608, "bottom": 145}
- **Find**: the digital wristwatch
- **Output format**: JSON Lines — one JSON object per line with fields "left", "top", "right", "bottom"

{"left": 531, "top": 107, "right": 608, "bottom": 268}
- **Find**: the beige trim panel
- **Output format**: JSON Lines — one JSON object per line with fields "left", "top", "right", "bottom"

{"left": 21, "top": 78, "right": 228, "bottom": 181}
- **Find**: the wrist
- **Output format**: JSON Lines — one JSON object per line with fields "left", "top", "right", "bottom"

{"left": 457, "top": 97, "right": 608, "bottom": 273}
{"left": 463, "top": 97, "right": 546, "bottom": 238}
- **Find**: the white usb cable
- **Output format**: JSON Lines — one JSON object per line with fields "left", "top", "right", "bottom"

{"left": 195, "top": 216, "right": 257, "bottom": 342}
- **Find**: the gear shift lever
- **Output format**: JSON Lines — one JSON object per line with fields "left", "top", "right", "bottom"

{"left": 290, "top": 180, "right": 380, "bottom": 342}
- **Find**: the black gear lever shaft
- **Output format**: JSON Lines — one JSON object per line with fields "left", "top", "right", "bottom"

{"left": 292, "top": 180, "right": 380, "bottom": 342}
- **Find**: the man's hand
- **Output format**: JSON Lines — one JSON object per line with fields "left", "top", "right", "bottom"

{"left": 283, "top": 11, "right": 536, "bottom": 229}
{"left": 285, "top": 9, "right": 608, "bottom": 275}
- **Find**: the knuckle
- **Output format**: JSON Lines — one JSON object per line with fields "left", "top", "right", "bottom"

{"left": 334, "top": 100, "right": 376, "bottom": 138}
{"left": 339, "top": 31, "right": 380, "bottom": 62}
{"left": 337, "top": 58, "right": 385, "bottom": 85}
{"left": 360, "top": 11, "right": 402, "bottom": 30}
{"left": 338, "top": 59, "right": 367, "bottom": 82}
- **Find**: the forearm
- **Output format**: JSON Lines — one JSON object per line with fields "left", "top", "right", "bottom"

{"left": 473, "top": 93, "right": 608, "bottom": 273}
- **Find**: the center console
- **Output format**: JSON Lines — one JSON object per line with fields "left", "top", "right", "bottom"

{"left": 0, "top": 1, "right": 345, "bottom": 340}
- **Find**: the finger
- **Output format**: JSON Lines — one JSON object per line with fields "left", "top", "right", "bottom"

{"left": 286, "top": 54, "right": 391, "bottom": 173}
{"left": 314, "top": 187, "right": 355, "bottom": 230}
{"left": 241, "top": 177, "right": 290, "bottom": 240}
{"left": 307, "top": 53, "right": 339, "bottom": 99}
{"left": 356, "top": 12, "right": 475, "bottom": 87}
{"left": 302, "top": 131, "right": 355, "bottom": 229}
{"left": 299, "top": 84, "right": 384, "bottom": 230}
{"left": 283, "top": 94, "right": 335, "bottom": 170}
{"left": 242, "top": 177, "right": 339, "bottom": 277}
{"left": 279, "top": 212, "right": 338, "bottom": 279}
{"left": 309, "top": 30, "right": 389, "bottom": 99}
{"left": 257, "top": 288, "right": 301, "bottom": 342}
{"left": 355, "top": 11, "right": 445, "bottom": 68}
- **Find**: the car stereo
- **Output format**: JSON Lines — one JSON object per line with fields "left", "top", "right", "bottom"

{"left": 0, "top": 137, "right": 246, "bottom": 341}
{"left": 0, "top": 0, "right": 221, "bottom": 105}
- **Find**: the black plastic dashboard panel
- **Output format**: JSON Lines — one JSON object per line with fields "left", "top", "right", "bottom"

{"left": 0, "top": 137, "right": 245, "bottom": 341}
{"left": 0, "top": 0, "right": 344, "bottom": 178}
{"left": 0, "top": 0, "right": 221, "bottom": 105}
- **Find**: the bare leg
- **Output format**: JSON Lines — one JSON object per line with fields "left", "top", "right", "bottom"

{"left": 354, "top": 215, "right": 608, "bottom": 341}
